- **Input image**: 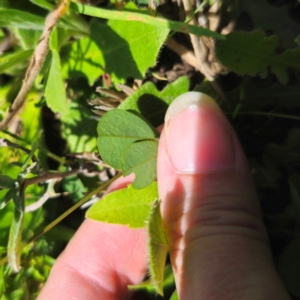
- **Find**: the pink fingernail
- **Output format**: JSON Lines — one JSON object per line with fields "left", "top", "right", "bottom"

{"left": 165, "top": 92, "right": 235, "bottom": 174}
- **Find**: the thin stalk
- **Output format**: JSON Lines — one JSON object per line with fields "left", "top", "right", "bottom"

{"left": 70, "top": 2, "right": 224, "bottom": 40}
{"left": 0, "top": 172, "right": 122, "bottom": 266}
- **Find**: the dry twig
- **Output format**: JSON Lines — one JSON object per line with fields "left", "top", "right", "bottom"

{"left": 0, "top": 0, "right": 70, "bottom": 130}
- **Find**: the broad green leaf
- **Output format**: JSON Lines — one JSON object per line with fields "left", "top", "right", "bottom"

{"left": 119, "top": 76, "right": 189, "bottom": 127}
{"left": 45, "top": 50, "right": 69, "bottom": 115}
{"left": 60, "top": 175, "right": 86, "bottom": 203}
{"left": 0, "top": 8, "right": 44, "bottom": 29}
{"left": 97, "top": 109, "right": 157, "bottom": 170}
{"left": 216, "top": 31, "right": 300, "bottom": 84}
{"left": 0, "top": 50, "right": 33, "bottom": 74}
{"left": 7, "top": 189, "right": 24, "bottom": 272}
{"left": 147, "top": 200, "right": 168, "bottom": 296}
{"left": 90, "top": 17, "right": 169, "bottom": 82}
{"left": 86, "top": 182, "right": 158, "bottom": 228}
{"left": 63, "top": 16, "right": 168, "bottom": 84}
{"left": 123, "top": 140, "right": 158, "bottom": 189}
{"left": 61, "top": 102, "right": 97, "bottom": 152}
{"left": 105, "top": 18, "right": 169, "bottom": 80}
{"left": 288, "top": 173, "right": 300, "bottom": 225}
{"left": 13, "top": 28, "right": 41, "bottom": 50}
{"left": 279, "top": 238, "right": 300, "bottom": 297}
{"left": 0, "top": 175, "right": 16, "bottom": 189}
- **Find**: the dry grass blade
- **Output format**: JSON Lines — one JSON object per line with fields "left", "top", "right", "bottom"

{"left": 0, "top": 0, "right": 70, "bottom": 130}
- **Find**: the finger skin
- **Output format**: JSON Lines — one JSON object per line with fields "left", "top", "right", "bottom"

{"left": 157, "top": 111, "right": 290, "bottom": 299}
{"left": 38, "top": 175, "right": 148, "bottom": 300}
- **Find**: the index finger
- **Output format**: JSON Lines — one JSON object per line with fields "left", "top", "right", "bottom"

{"left": 38, "top": 175, "right": 148, "bottom": 300}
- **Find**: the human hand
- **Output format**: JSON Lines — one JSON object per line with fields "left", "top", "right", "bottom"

{"left": 38, "top": 92, "right": 291, "bottom": 300}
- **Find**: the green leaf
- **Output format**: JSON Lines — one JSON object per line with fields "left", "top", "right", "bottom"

{"left": 97, "top": 109, "right": 157, "bottom": 170}
{"left": 0, "top": 8, "right": 44, "bottom": 29}
{"left": 60, "top": 175, "right": 86, "bottom": 203}
{"left": 119, "top": 76, "right": 189, "bottom": 127}
{"left": 0, "top": 50, "right": 33, "bottom": 74}
{"left": 279, "top": 238, "right": 300, "bottom": 297}
{"left": 61, "top": 102, "right": 97, "bottom": 152}
{"left": 62, "top": 34, "right": 105, "bottom": 86}
{"left": 170, "top": 290, "right": 179, "bottom": 300}
{"left": 0, "top": 189, "right": 13, "bottom": 209}
{"left": 45, "top": 50, "right": 69, "bottom": 115}
{"left": 216, "top": 30, "right": 300, "bottom": 84}
{"left": 123, "top": 140, "right": 158, "bottom": 189}
{"left": 90, "top": 17, "right": 169, "bottom": 81}
{"left": 12, "top": 28, "right": 41, "bottom": 50}
{"left": 147, "top": 200, "right": 168, "bottom": 296}
{"left": 7, "top": 189, "right": 24, "bottom": 272}
{"left": 0, "top": 175, "right": 16, "bottom": 189}
{"left": 70, "top": 2, "right": 225, "bottom": 40}
{"left": 86, "top": 182, "right": 158, "bottom": 228}
{"left": 30, "top": 0, "right": 53, "bottom": 10}
{"left": 49, "top": 27, "right": 59, "bottom": 51}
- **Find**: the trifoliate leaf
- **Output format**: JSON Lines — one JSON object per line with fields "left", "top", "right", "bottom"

{"left": 45, "top": 50, "right": 69, "bottom": 115}
{"left": 147, "top": 200, "right": 168, "bottom": 296}
{"left": 216, "top": 30, "right": 300, "bottom": 84}
{"left": 97, "top": 109, "right": 158, "bottom": 170}
{"left": 123, "top": 140, "right": 158, "bottom": 189}
{"left": 86, "top": 182, "right": 158, "bottom": 228}
{"left": 119, "top": 76, "right": 189, "bottom": 126}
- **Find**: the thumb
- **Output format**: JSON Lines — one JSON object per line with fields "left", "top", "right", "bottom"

{"left": 157, "top": 92, "right": 290, "bottom": 300}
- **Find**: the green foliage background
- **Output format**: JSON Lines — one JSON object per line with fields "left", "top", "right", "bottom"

{"left": 0, "top": 0, "right": 300, "bottom": 299}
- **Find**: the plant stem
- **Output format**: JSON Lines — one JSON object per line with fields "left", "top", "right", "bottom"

{"left": 23, "top": 169, "right": 80, "bottom": 188}
{"left": 69, "top": 2, "right": 224, "bottom": 40}
{"left": 0, "top": 172, "right": 122, "bottom": 267}
{"left": 0, "top": 0, "right": 71, "bottom": 130}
